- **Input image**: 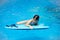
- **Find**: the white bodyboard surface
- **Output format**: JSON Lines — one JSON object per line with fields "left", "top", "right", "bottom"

{"left": 5, "top": 24, "right": 49, "bottom": 30}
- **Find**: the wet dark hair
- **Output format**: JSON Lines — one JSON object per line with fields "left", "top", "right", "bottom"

{"left": 33, "top": 15, "right": 39, "bottom": 21}
{"left": 33, "top": 15, "right": 39, "bottom": 25}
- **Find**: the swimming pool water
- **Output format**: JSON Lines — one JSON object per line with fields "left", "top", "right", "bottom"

{"left": 0, "top": 0, "right": 60, "bottom": 40}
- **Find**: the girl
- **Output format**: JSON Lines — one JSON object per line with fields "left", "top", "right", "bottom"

{"left": 17, "top": 15, "right": 39, "bottom": 29}
{"left": 6, "top": 15, "right": 39, "bottom": 29}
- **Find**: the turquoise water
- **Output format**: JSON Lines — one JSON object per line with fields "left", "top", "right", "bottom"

{"left": 0, "top": 0, "right": 60, "bottom": 40}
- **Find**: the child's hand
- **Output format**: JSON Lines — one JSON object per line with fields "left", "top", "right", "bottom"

{"left": 29, "top": 26, "right": 33, "bottom": 29}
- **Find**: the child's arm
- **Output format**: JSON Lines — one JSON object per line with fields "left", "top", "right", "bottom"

{"left": 25, "top": 19, "right": 33, "bottom": 29}
{"left": 17, "top": 20, "right": 28, "bottom": 24}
